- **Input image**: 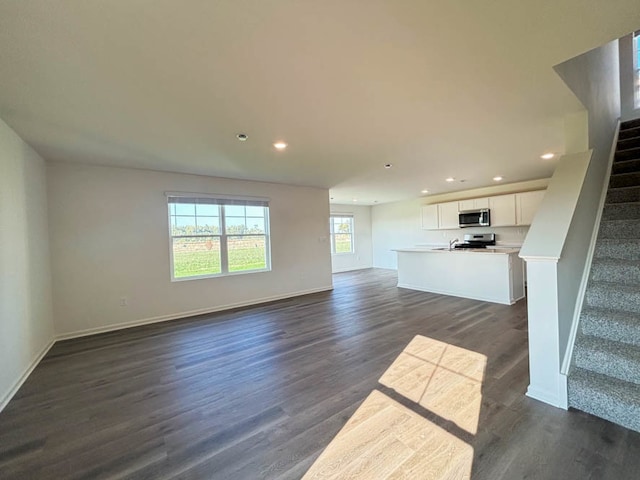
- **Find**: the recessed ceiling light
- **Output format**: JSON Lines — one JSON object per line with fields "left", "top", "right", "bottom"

{"left": 352, "top": 198, "right": 358, "bottom": 202}
{"left": 445, "top": 177, "right": 455, "bottom": 182}
{"left": 273, "top": 142, "right": 288, "bottom": 150}
{"left": 541, "top": 153, "right": 554, "bottom": 159}
{"left": 493, "top": 176, "right": 503, "bottom": 181}
{"left": 236, "top": 133, "right": 248, "bottom": 141}
{"left": 384, "top": 163, "right": 392, "bottom": 169}
{"left": 421, "top": 189, "right": 429, "bottom": 194}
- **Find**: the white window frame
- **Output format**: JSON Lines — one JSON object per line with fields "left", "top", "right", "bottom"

{"left": 634, "top": 31, "right": 640, "bottom": 109}
{"left": 329, "top": 214, "right": 355, "bottom": 255}
{"left": 167, "top": 193, "right": 271, "bottom": 281}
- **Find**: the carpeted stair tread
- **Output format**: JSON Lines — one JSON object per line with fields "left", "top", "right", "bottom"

{"left": 599, "top": 219, "right": 640, "bottom": 239}
{"left": 581, "top": 307, "right": 640, "bottom": 347}
{"left": 615, "top": 147, "right": 640, "bottom": 162}
{"left": 618, "top": 136, "right": 640, "bottom": 152}
{"left": 606, "top": 185, "right": 640, "bottom": 203}
{"left": 602, "top": 202, "right": 640, "bottom": 220}
{"left": 594, "top": 238, "right": 640, "bottom": 260}
{"left": 569, "top": 118, "right": 640, "bottom": 431}
{"left": 568, "top": 367, "right": 640, "bottom": 433}
{"left": 585, "top": 281, "right": 640, "bottom": 313}
{"left": 619, "top": 125, "right": 640, "bottom": 140}
{"left": 622, "top": 118, "right": 640, "bottom": 130}
{"left": 574, "top": 335, "right": 640, "bottom": 384}
{"left": 612, "top": 158, "right": 640, "bottom": 175}
{"left": 609, "top": 171, "right": 640, "bottom": 188}
{"left": 590, "top": 258, "right": 640, "bottom": 285}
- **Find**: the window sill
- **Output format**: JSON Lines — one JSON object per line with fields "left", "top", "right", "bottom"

{"left": 171, "top": 267, "right": 271, "bottom": 282}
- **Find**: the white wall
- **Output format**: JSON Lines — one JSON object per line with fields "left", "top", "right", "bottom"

{"left": 330, "top": 204, "right": 373, "bottom": 273}
{"left": 554, "top": 39, "right": 621, "bottom": 357}
{"left": 0, "top": 118, "right": 55, "bottom": 409}
{"left": 519, "top": 40, "right": 621, "bottom": 408}
{"left": 47, "top": 162, "right": 333, "bottom": 337}
{"left": 371, "top": 180, "right": 549, "bottom": 270}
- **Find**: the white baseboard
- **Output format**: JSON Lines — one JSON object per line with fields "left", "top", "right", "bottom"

{"left": 56, "top": 286, "right": 334, "bottom": 341}
{"left": 397, "top": 282, "right": 513, "bottom": 305}
{"left": 0, "top": 338, "right": 55, "bottom": 413}
{"left": 526, "top": 378, "right": 568, "bottom": 410}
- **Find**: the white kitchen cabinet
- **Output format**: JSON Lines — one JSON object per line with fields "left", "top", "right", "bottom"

{"left": 488, "top": 194, "right": 516, "bottom": 227}
{"left": 421, "top": 204, "right": 439, "bottom": 230}
{"left": 516, "top": 190, "right": 546, "bottom": 226}
{"left": 438, "top": 201, "right": 460, "bottom": 229}
{"left": 459, "top": 197, "right": 489, "bottom": 211}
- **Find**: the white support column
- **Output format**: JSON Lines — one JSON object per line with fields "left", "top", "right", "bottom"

{"left": 522, "top": 258, "right": 568, "bottom": 409}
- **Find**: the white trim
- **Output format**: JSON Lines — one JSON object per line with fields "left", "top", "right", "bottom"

{"left": 165, "top": 191, "right": 270, "bottom": 203}
{"left": 56, "top": 286, "right": 334, "bottom": 341}
{"left": 0, "top": 338, "right": 56, "bottom": 413}
{"left": 396, "top": 283, "right": 517, "bottom": 305}
{"left": 519, "top": 255, "right": 559, "bottom": 263}
{"left": 526, "top": 377, "right": 568, "bottom": 409}
{"left": 561, "top": 120, "right": 621, "bottom": 375}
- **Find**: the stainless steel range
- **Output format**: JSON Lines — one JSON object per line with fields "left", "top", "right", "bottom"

{"left": 454, "top": 233, "right": 496, "bottom": 249}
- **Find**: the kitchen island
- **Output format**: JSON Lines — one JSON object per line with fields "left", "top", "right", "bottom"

{"left": 394, "top": 247, "right": 524, "bottom": 305}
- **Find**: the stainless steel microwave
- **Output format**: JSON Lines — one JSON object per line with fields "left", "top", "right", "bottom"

{"left": 458, "top": 209, "right": 490, "bottom": 228}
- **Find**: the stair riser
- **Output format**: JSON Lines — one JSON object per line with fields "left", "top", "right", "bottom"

{"left": 622, "top": 118, "right": 640, "bottom": 130}
{"left": 585, "top": 288, "right": 640, "bottom": 313}
{"left": 606, "top": 186, "right": 640, "bottom": 203}
{"left": 599, "top": 220, "right": 640, "bottom": 239}
{"left": 612, "top": 159, "right": 640, "bottom": 175}
{"left": 616, "top": 149, "right": 640, "bottom": 162}
{"left": 581, "top": 314, "right": 640, "bottom": 347}
{"left": 591, "top": 263, "right": 640, "bottom": 285}
{"left": 619, "top": 126, "right": 640, "bottom": 140}
{"left": 602, "top": 203, "right": 640, "bottom": 220}
{"left": 618, "top": 136, "right": 640, "bottom": 151}
{"left": 574, "top": 345, "right": 640, "bottom": 384}
{"left": 594, "top": 241, "right": 640, "bottom": 260}
{"left": 568, "top": 380, "right": 640, "bottom": 432}
{"left": 610, "top": 172, "right": 640, "bottom": 188}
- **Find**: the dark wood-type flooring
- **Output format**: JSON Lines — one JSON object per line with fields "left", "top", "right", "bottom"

{"left": 1, "top": 269, "right": 640, "bottom": 479}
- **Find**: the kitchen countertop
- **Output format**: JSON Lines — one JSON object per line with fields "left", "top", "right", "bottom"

{"left": 393, "top": 247, "right": 520, "bottom": 255}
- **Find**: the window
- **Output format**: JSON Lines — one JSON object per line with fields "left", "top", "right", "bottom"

{"left": 167, "top": 194, "right": 270, "bottom": 280}
{"left": 635, "top": 31, "right": 640, "bottom": 108}
{"left": 329, "top": 215, "right": 354, "bottom": 254}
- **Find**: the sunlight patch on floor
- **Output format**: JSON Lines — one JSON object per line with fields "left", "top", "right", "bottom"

{"left": 302, "top": 390, "right": 473, "bottom": 480}
{"left": 302, "top": 336, "right": 486, "bottom": 479}
{"left": 380, "top": 336, "right": 486, "bottom": 435}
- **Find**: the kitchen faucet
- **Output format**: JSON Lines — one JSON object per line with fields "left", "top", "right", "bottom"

{"left": 449, "top": 238, "right": 459, "bottom": 251}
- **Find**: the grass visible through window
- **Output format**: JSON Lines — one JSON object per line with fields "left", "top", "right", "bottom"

{"left": 172, "top": 237, "right": 267, "bottom": 278}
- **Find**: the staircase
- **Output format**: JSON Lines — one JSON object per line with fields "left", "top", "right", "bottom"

{"left": 568, "top": 118, "right": 640, "bottom": 432}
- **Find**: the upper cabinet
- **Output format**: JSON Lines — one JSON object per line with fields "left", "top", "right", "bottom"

{"left": 438, "top": 201, "right": 460, "bottom": 229}
{"left": 421, "top": 204, "right": 439, "bottom": 230}
{"left": 421, "top": 189, "right": 545, "bottom": 230}
{"left": 458, "top": 197, "right": 489, "bottom": 211}
{"left": 488, "top": 194, "right": 516, "bottom": 227}
{"left": 516, "top": 190, "right": 546, "bottom": 226}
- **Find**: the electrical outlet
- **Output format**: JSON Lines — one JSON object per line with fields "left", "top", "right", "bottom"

{"left": 120, "top": 297, "right": 127, "bottom": 307}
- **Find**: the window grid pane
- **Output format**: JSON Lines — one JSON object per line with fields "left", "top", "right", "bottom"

{"left": 169, "top": 200, "right": 270, "bottom": 279}
{"left": 329, "top": 215, "right": 354, "bottom": 254}
{"left": 172, "top": 236, "right": 222, "bottom": 278}
{"left": 227, "top": 236, "right": 267, "bottom": 272}
{"left": 635, "top": 32, "right": 640, "bottom": 108}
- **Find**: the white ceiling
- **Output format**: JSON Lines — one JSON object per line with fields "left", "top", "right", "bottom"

{"left": 1, "top": 1, "right": 639, "bottom": 205}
